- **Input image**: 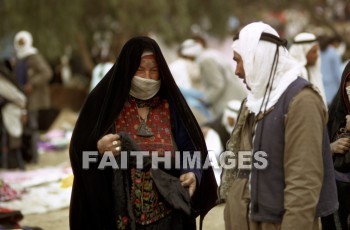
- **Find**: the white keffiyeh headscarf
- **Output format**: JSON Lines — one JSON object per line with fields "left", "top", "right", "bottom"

{"left": 232, "top": 21, "right": 301, "bottom": 115}
{"left": 14, "top": 31, "right": 38, "bottom": 59}
{"left": 289, "top": 32, "right": 327, "bottom": 107}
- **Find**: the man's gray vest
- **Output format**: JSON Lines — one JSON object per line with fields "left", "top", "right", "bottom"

{"left": 250, "top": 77, "right": 338, "bottom": 223}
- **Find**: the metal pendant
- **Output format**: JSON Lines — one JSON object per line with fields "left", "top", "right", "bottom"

{"left": 136, "top": 120, "right": 154, "bottom": 137}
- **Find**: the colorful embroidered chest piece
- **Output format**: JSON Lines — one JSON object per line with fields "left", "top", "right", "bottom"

{"left": 115, "top": 96, "right": 175, "bottom": 225}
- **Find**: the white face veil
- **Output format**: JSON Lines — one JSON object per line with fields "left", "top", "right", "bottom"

{"left": 129, "top": 51, "right": 161, "bottom": 100}
{"left": 232, "top": 21, "right": 301, "bottom": 114}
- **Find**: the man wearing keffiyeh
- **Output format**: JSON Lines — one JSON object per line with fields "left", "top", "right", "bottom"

{"left": 226, "top": 21, "right": 338, "bottom": 230}
{"left": 289, "top": 32, "right": 327, "bottom": 107}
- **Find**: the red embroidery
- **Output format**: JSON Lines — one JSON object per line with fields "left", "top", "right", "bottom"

{"left": 115, "top": 97, "right": 175, "bottom": 225}
{"left": 115, "top": 97, "right": 175, "bottom": 155}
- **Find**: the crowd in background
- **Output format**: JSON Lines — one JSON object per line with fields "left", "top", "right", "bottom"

{"left": 1, "top": 10, "right": 350, "bottom": 229}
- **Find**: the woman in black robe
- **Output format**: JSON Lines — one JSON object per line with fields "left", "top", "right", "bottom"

{"left": 326, "top": 61, "right": 350, "bottom": 230}
{"left": 69, "top": 36, "right": 217, "bottom": 230}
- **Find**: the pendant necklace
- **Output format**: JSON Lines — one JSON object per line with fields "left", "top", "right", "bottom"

{"left": 136, "top": 106, "right": 154, "bottom": 137}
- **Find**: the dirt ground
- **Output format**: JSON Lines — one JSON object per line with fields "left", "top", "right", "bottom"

{"left": 18, "top": 148, "right": 225, "bottom": 230}
{"left": 19, "top": 150, "right": 70, "bottom": 230}
{"left": 21, "top": 202, "right": 225, "bottom": 230}
{"left": 21, "top": 201, "right": 224, "bottom": 230}
{"left": 21, "top": 207, "right": 70, "bottom": 230}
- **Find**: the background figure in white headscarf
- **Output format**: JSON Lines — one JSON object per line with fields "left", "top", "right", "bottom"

{"left": 180, "top": 36, "right": 247, "bottom": 118}
{"left": 170, "top": 41, "right": 212, "bottom": 124}
{"left": 89, "top": 50, "right": 114, "bottom": 92}
{"left": 289, "top": 32, "right": 327, "bottom": 107}
{"left": 319, "top": 35, "right": 343, "bottom": 106}
{"left": 203, "top": 100, "right": 241, "bottom": 149}
{"left": 170, "top": 46, "right": 197, "bottom": 90}
{"left": 13, "top": 30, "right": 53, "bottom": 164}
{"left": 201, "top": 100, "right": 241, "bottom": 186}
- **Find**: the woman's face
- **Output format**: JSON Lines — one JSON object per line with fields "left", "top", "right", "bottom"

{"left": 135, "top": 55, "right": 160, "bottom": 80}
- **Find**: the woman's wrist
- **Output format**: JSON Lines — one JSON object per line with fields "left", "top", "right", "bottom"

{"left": 330, "top": 142, "right": 335, "bottom": 156}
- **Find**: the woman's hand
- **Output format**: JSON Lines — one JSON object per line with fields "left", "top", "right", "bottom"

{"left": 97, "top": 133, "right": 122, "bottom": 156}
{"left": 180, "top": 172, "right": 197, "bottom": 197}
{"left": 330, "top": 137, "right": 350, "bottom": 155}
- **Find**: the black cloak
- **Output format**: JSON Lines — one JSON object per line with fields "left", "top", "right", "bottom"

{"left": 327, "top": 61, "right": 350, "bottom": 140}
{"left": 69, "top": 36, "right": 217, "bottom": 229}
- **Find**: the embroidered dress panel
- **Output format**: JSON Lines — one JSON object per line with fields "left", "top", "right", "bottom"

{"left": 115, "top": 96, "right": 175, "bottom": 225}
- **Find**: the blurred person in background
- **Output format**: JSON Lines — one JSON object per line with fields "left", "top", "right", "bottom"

{"left": 69, "top": 36, "right": 217, "bottom": 229}
{"left": 169, "top": 45, "right": 197, "bottom": 90}
{"left": 169, "top": 42, "right": 211, "bottom": 124}
{"left": 327, "top": 60, "right": 350, "bottom": 230}
{"left": 0, "top": 61, "right": 27, "bottom": 169}
{"left": 57, "top": 55, "right": 72, "bottom": 86}
{"left": 319, "top": 35, "right": 343, "bottom": 106}
{"left": 200, "top": 124, "right": 223, "bottom": 185}
{"left": 89, "top": 50, "right": 114, "bottom": 92}
{"left": 203, "top": 100, "right": 241, "bottom": 149}
{"left": 13, "top": 30, "right": 53, "bottom": 163}
{"left": 202, "top": 99, "right": 244, "bottom": 186}
{"left": 180, "top": 36, "right": 247, "bottom": 118}
{"left": 289, "top": 32, "right": 327, "bottom": 106}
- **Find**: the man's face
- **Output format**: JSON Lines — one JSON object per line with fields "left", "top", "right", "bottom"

{"left": 306, "top": 44, "right": 319, "bottom": 66}
{"left": 233, "top": 51, "right": 250, "bottom": 90}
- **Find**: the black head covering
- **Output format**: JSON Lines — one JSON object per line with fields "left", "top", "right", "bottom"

{"left": 69, "top": 36, "right": 217, "bottom": 229}
{"left": 327, "top": 61, "right": 350, "bottom": 140}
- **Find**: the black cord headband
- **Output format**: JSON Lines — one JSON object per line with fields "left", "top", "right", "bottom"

{"left": 232, "top": 31, "right": 286, "bottom": 114}
{"left": 292, "top": 39, "right": 317, "bottom": 44}
{"left": 233, "top": 32, "right": 288, "bottom": 47}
